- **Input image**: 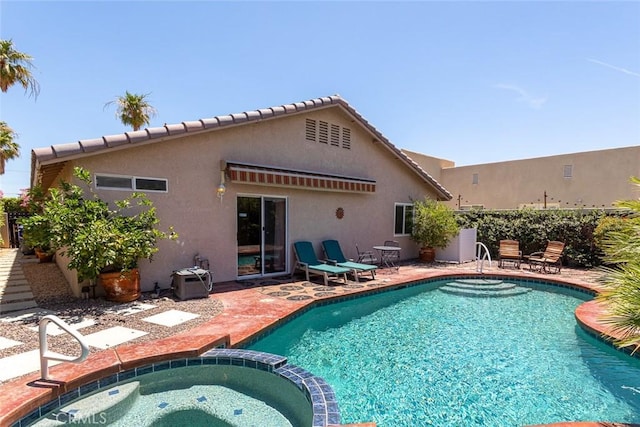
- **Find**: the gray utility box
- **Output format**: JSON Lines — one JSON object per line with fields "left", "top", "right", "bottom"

{"left": 172, "top": 268, "right": 210, "bottom": 300}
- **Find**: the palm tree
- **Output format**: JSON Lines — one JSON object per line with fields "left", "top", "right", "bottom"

{"left": 596, "top": 176, "right": 640, "bottom": 352}
{"left": 105, "top": 91, "right": 157, "bottom": 131}
{"left": 0, "top": 39, "right": 40, "bottom": 98}
{"left": 0, "top": 121, "right": 20, "bottom": 175}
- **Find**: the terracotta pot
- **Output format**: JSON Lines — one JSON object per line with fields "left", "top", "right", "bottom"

{"left": 34, "top": 248, "right": 54, "bottom": 263}
{"left": 419, "top": 247, "right": 436, "bottom": 263}
{"left": 99, "top": 268, "right": 140, "bottom": 302}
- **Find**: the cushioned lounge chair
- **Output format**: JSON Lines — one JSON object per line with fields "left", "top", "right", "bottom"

{"left": 293, "top": 241, "right": 350, "bottom": 285}
{"left": 498, "top": 239, "right": 522, "bottom": 268}
{"left": 527, "top": 240, "right": 565, "bottom": 274}
{"left": 322, "top": 239, "right": 377, "bottom": 282}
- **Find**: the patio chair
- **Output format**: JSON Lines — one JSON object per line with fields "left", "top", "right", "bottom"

{"left": 498, "top": 239, "right": 522, "bottom": 269}
{"left": 355, "top": 243, "right": 378, "bottom": 265}
{"left": 527, "top": 240, "right": 565, "bottom": 274}
{"left": 322, "top": 240, "right": 377, "bottom": 281}
{"left": 293, "top": 241, "right": 350, "bottom": 285}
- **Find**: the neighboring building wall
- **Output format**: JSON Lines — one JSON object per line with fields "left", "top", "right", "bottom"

{"left": 401, "top": 149, "right": 455, "bottom": 185}
{"left": 408, "top": 146, "right": 640, "bottom": 210}
{"left": 53, "top": 107, "right": 440, "bottom": 294}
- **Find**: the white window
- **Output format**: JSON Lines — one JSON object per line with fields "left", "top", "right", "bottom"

{"left": 563, "top": 165, "right": 573, "bottom": 178}
{"left": 394, "top": 203, "right": 414, "bottom": 236}
{"left": 95, "top": 174, "right": 168, "bottom": 192}
{"left": 472, "top": 173, "right": 479, "bottom": 185}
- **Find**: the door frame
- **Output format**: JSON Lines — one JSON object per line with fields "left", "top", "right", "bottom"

{"left": 236, "top": 193, "right": 289, "bottom": 280}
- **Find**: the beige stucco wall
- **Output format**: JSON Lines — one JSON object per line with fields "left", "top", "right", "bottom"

{"left": 0, "top": 213, "right": 9, "bottom": 248}
{"left": 400, "top": 149, "right": 455, "bottom": 183}
{"left": 410, "top": 146, "right": 640, "bottom": 210}
{"left": 51, "top": 107, "right": 440, "bottom": 293}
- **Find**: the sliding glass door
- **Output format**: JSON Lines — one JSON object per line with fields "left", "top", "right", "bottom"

{"left": 237, "top": 196, "right": 287, "bottom": 277}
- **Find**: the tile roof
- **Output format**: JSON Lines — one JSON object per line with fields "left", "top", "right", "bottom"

{"left": 31, "top": 95, "right": 452, "bottom": 200}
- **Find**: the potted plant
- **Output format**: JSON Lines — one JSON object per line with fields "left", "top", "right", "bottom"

{"left": 19, "top": 186, "right": 55, "bottom": 262}
{"left": 20, "top": 215, "right": 55, "bottom": 262}
{"left": 411, "top": 198, "right": 460, "bottom": 263}
{"left": 39, "top": 167, "right": 176, "bottom": 302}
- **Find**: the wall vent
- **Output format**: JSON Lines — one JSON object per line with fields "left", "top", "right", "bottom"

{"left": 330, "top": 124, "right": 340, "bottom": 147}
{"left": 305, "top": 118, "right": 316, "bottom": 142}
{"left": 342, "top": 128, "right": 351, "bottom": 149}
{"left": 305, "top": 118, "right": 351, "bottom": 149}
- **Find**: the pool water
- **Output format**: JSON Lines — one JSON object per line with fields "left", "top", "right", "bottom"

{"left": 30, "top": 354, "right": 321, "bottom": 427}
{"left": 248, "top": 280, "right": 640, "bottom": 426}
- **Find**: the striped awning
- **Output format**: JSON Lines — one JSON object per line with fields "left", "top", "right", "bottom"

{"left": 226, "top": 162, "right": 376, "bottom": 193}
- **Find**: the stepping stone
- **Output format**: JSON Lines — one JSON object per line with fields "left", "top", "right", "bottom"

{"left": 83, "top": 326, "right": 148, "bottom": 349}
{"left": 142, "top": 309, "right": 199, "bottom": 327}
{"left": 0, "top": 337, "right": 22, "bottom": 350}
{"left": 0, "top": 291, "right": 35, "bottom": 302}
{"left": 0, "top": 307, "right": 54, "bottom": 323}
{"left": 0, "top": 350, "right": 61, "bottom": 382}
{"left": 105, "top": 302, "right": 156, "bottom": 316}
{"left": 0, "top": 300, "right": 38, "bottom": 315}
{"left": 28, "top": 318, "right": 96, "bottom": 336}
{"left": 0, "top": 285, "right": 31, "bottom": 294}
{"left": 0, "top": 278, "right": 28, "bottom": 286}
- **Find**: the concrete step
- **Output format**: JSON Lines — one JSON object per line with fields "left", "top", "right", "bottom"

{"left": 440, "top": 285, "right": 531, "bottom": 298}
{"left": 451, "top": 278, "right": 504, "bottom": 286}
{"left": 0, "top": 300, "right": 38, "bottom": 315}
{"left": 448, "top": 280, "right": 517, "bottom": 291}
{"left": 0, "top": 291, "right": 34, "bottom": 302}
{"left": 0, "top": 278, "right": 29, "bottom": 287}
{"left": 0, "top": 284, "right": 31, "bottom": 292}
{"left": 32, "top": 382, "right": 140, "bottom": 426}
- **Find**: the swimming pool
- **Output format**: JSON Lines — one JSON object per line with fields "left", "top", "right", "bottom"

{"left": 248, "top": 278, "right": 640, "bottom": 426}
{"left": 27, "top": 349, "right": 339, "bottom": 427}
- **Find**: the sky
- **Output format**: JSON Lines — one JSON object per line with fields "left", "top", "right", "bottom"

{"left": 1, "top": 1, "right": 639, "bottom": 197}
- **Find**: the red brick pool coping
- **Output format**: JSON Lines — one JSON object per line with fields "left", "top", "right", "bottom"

{"left": 1, "top": 266, "right": 638, "bottom": 427}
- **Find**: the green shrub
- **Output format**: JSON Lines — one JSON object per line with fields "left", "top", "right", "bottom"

{"left": 457, "top": 208, "right": 609, "bottom": 267}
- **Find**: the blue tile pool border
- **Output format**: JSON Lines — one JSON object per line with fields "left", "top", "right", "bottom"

{"left": 14, "top": 349, "right": 338, "bottom": 427}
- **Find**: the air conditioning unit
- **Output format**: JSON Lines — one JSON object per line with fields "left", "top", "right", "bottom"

{"left": 172, "top": 268, "right": 211, "bottom": 300}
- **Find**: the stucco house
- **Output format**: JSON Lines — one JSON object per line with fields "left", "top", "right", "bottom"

{"left": 30, "top": 95, "right": 452, "bottom": 297}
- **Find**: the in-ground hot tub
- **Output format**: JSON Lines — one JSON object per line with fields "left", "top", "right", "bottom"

{"left": 24, "top": 349, "right": 339, "bottom": 427}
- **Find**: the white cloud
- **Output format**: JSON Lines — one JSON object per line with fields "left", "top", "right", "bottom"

{"left": 493, "top": 83, "right": 548, "bottom": 109}
{"left": 587, "top": 58, "right": 640, "bottom": 78}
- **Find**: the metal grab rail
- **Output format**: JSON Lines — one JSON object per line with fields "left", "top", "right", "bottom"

{"left": 39, "top": 315, "right": 90, "bottom": 380}
{"left": 475, "top": 242, "right": 492, "bottom": 273}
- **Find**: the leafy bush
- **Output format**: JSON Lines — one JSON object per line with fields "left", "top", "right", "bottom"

{"left": 456, "top": 208, "right": 609, "bottom": 267}
{"left": 411, "top": 198, "right": 460, "bottom": 248}
{"left": 32, "top": 167, "right": 176, "bottom": 282}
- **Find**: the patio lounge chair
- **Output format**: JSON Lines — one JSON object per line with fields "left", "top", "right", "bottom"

{"left": 293, "top": 241, "right": 350, "bottom": 285}
{"left": 527, "top": 240, "right": 565, "bottom": 274}
{"left": 498, "top": 239, "right": 522, "bottom": 268}
{"left": 322, "top": 240, "right": 377, "bottom": 281}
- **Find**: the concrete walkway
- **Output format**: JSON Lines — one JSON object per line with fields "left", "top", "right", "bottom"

{"left": 0, "top": 249, "right": 37, "bottom": 315}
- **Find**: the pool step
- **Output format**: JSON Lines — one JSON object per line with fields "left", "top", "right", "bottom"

{"left": 440, "top": 279, "right": 531, "bottom": 298}
{"left": 32, "top": 381, "right": 140, "bottom": 426}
